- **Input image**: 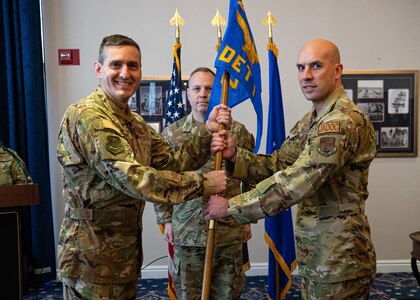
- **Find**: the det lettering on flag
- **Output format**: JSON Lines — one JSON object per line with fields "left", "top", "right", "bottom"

{"left": 206, "top": 0, "right": 263, "bottom": 152}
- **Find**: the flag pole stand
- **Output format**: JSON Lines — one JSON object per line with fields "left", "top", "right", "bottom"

{"left": 201, "top": 71, "right": 230, "bottom": 300}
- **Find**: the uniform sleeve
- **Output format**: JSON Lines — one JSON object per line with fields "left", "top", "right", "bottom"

{"left": 228, "top": 121, "right": 300, "bottom": 185}
{"left": 72, "top": 111, "right": 209, "bottom": 205}
{"left": 230, "top": 122, "right": 256, "bottom": 194}
{"left": 149, "top": 124, "right": 212, "bottom": 172}
{"left": 9, "top": 151, "right": 33, "bottom": 184}
{"left": 228, "top": 147, "right": 290, "bottom": 187}
{"left": 227, "top": 118, "right": 360, "bottom": 224}
{"left": 153, "top": 126, "right": 175, "bottom": 224}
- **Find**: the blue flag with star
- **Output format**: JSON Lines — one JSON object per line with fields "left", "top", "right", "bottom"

{"left": 205, "top": 0, "right": 263, "bottom": 152}
{"left": 165, "top": 43, "right": 184, "bottom": 126}
{"left": 264, "top": 42, "right": 297, "bottom": 300}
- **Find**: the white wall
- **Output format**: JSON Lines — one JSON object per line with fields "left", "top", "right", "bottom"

{"left": 42, "top": 0, "right": 420, "bottom": 274}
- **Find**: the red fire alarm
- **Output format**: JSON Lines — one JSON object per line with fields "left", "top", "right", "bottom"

{"left": 58, "top": 49, "right": 80, "bottom": 65}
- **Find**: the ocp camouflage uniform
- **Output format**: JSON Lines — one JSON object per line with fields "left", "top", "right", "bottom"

{"left": 57, "top": 86, "right": 216, "bottom": 296}
{"left": 226, "top": 87, "right": 377, "bottom": 299}
{"left": 155, "top": 114, "right": 255, "bottom": 299}
{"left": 0, "top": 144, "right": 32, "bottom": 185}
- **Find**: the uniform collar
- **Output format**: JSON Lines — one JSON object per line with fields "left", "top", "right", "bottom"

{"left": 96, "top": 86, "right": 136, "bottom": 125}
{"left": 312, "top": 86, "right": 346, "bottom": 121}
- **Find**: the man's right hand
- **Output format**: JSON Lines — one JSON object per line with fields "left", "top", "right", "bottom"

{"left": 202, "top": 170, "right": 227, "bottom": 196}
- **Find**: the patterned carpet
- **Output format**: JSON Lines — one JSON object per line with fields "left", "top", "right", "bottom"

{"left": 24, "top": 273, "right": 420, "bottom": 299}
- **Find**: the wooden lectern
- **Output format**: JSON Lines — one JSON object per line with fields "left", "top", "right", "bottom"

{"left": 0, "top": 184, "right": 39, "bottom": 300}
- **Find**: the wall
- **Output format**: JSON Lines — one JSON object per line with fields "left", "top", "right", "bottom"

{"left": 42, "top": 0, "right": 420, "bottom": 275}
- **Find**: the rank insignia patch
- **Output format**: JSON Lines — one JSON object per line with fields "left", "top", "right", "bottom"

{"left": 106, "top": 136, "right": 124, "bottom": 155}
{"left": 317, "top": 137, "right": 337, "bottom": 157}
{"left": 318, "top": 122, "right": 340, "bottom": 134}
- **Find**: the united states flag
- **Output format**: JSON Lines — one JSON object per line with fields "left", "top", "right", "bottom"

{"left": 164, "top": 43, "right": 184, "bottom": 126}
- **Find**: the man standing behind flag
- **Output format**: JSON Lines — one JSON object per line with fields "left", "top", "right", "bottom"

{"left": 264, "top": 40, "right": 297, "bottom": 300}
{"left": 206, "top": 39, "right": 377, "bottom": 299}
{"left": 205, "top": 0, "right": 263, "bottom": 153}
{"left": 155, "top": 67, "right": 255, "bottom": 299}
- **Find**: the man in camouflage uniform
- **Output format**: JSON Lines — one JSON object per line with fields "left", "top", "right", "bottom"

{"left": 56, "top": 34, "right": 231, "bottom": 300}
{"left": 155, "top": 67, "right": 255, "bottom": 299}
{"left": 0, "top": 140, "right": 32, "bottom": 185}
{"left": 206, "top": 39, "right": 377, "bottom": 299}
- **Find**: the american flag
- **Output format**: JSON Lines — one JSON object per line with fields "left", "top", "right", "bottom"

{"left": 164, "top": 43, "right": 184, "bottom": 126}
{"left": 162, "top": 42, "right": 183, "bottom": 300}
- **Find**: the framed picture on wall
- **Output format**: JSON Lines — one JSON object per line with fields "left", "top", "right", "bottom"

{"left": 139, "top": 85, "right": 163, "bottom": 116}
{"left": 134, "top": 76, "right": 190, "bottom": 127}
{"left": 342, "top": 70, "right": 418, "bottom": 157}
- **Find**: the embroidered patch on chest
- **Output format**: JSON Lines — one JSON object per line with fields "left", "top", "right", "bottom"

{"left": 317, "top": 137, "right": 337, "bottom": 157}
{"left": 106, "top": 136, "right": 124, "bottom": 155}
{"left": 318, "top": 122, "right": 340, "bottom": 134}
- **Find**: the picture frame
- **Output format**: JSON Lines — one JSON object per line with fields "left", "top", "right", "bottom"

{"left": 133, "top": 76, "right": 190, "bottom": 127}
{"left": 139, "top": 85, "right": 163, "bottom": 116}
{"left": 342, "top": 70, "right": 418, "bottom": 157}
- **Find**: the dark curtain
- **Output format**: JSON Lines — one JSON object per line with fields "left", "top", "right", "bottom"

{"left": 0, "top": 0, "right": 56, "bottom": 285}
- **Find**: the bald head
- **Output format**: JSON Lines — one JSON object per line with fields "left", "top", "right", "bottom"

{"left": 299, "top": 39, "right": 341, "bottom": 64}
{"left": 296, "top": 39, "right": 343, "bottom": 109}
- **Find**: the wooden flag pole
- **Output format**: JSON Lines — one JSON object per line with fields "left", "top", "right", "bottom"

{"left": 202, "top": 10, "right": 227, "bottom": 300}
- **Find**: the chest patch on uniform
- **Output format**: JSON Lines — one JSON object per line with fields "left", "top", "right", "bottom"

{"left": 105, "top": 136, "right": 124, "bottom": 155}
{"left": 317, "top": 137, "right": 337, "bottom": 157}
{"left": 318, "top": 122, "right": 340, "bottom": 134}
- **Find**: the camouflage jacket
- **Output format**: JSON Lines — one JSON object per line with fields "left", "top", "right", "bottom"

{"left": 155, "top": 114, "right": 255, "bottom": 247}
{"left": 56, "top": 86, "right": 213, "bottom": 284}
{"left": 0, "top": 146, "right": 32, "bottom": 185}
{"left": 227, "top": 87, "right": 377, "bottom": 283}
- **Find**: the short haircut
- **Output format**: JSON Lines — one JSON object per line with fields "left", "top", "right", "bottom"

{"left": 98, "top": 34, "right": 141, "bottom": 63}
{"left": 189, "top": 67, "right": 215, "bottom": 84}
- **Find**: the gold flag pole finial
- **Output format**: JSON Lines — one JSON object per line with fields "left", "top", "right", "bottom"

{"left": 170, "top": 8, "right": 185, "bottom": 43}
{"left": 211, "top": 9, "right": 226, "bottom": 47}
{"left": 263, "top": 10, "right": 277, "bottom": 43}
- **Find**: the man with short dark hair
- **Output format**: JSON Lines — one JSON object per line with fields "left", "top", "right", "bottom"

{"left": 57, "top": 34, "right": 230, "bottom": 299}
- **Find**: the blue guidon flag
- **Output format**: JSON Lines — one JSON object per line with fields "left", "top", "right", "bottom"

{"left": 265, "top": 41, "right": 297, "bottom": 300}
{"left": 205, "top": 0, "right": 263, "bottom": 152}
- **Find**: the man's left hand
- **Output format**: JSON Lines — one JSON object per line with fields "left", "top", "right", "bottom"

{"left": 206, "top": 104, "right": 232, "bottom": 133}
{"left": 204, "top": 195, "right": 230, "bottom": 220}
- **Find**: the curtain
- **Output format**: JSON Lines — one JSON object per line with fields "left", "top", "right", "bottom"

{"left": 0, "top": 0, "right": 56, "bottom": 284}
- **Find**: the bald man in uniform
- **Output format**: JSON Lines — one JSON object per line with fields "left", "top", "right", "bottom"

{"left": 206, "top": 39, "right": 377, "bottom": 299}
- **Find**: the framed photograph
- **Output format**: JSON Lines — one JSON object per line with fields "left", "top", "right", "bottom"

{"left": 128, "top": 93, "right": 137, "bottom": 112}
{"left": 147, "top": 121, "right": 161, "bottom": 133}
{"left": 342, "top": 70, "right": 418, "bottom": 157}
{"left": 134, "top": 77, "right": 190, "bottom": 126}
{"left": 139, "top": 85, "right": 163, "bottom": 116}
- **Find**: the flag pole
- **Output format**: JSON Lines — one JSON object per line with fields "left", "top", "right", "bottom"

{"left": 263, "top": 10, "right": 280, "bottom": 299}
{"left": 202, "top": 9, "right": 227, "bottom": 300}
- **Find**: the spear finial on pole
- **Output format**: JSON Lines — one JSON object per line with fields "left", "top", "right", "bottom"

{"left": 170, "top": 8, "right": 185, "bottom": 43}
{"left": 211, "top": 9, "right": 226, "bottom": 50}
{"left": 263, "top": 10, "right": 277, "bottom": 43}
